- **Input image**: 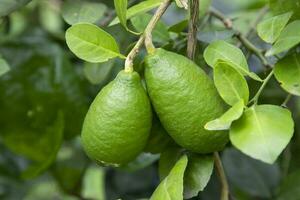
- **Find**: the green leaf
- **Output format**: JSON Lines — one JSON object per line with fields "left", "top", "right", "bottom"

{"left": 131, "top": 13, "right": 170, "bottom": 43}
{"left": 199, "top": 0, "right": 212, "bottom": 18}
{"left": 82, "top": 166, "right": 105, "bottom": 200}
{"left": 274, "top": 53, "right": 300, "bottom": 96}
{"left": 230, "top": 105, "right": 294, "bottom": 164}
{"left": 168, "top": 20, "right": 188, "bottom": 33}
{"left": 205, "top": 99, "right": 245, "bottom": 131}
{"left": 257, "top": 12, "right": 293, "bottom": 43}
{"left": 62, "top": 0, "right": 107, "bottom": 25}
{"left": 109, "top": 0, "right": 163, "bottom": 26}
{"left": 150, "top": 155, "right": 188, "bottom": 200}
{"left": 214, "top": 60, "right": 249, "bottom": 106}
{"left": 159, "top": 146, "right": 182, "bottom": 180}
{"left": 277, "top": 170, "right": 300, "bottom": 200}
{"left": 83, "top": 59, "right": 115, "bottom": 85}
{"left": 0, "top": 0, "right": 31, "bottom": 17}
{"left": 0, "top": 58, "right": 10, "bottom": 76}
{"left": 184, "top": 154, "right": 214, "bottom": 199}
{"left": 175, "top": 0, "right": 188, "bottom": 9}
{"left": 223, "top": 148, "right": 280, "bottom": 198}
{"left": 266, "top": 20, "right": 300, "bottom": 56}
{"left": 114, "top": 0, "right": 127, "bottom": 27}
{"left": 65, "top": 23, "right": 125, "bottom": 63}
{"left": 204, "top": 40, "right": 249, "bottom": 75}
{"left": 269, "top": 0, "right": 300, "bottom": 20}
{"left": 203, "top": 42, "right": 262, "bottom": 81}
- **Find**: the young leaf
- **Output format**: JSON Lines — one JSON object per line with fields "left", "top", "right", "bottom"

{"left": 205, "top": 99, "right": 244, "bottom": 131}
{"left": 184, "top": 154, "right": 214, "bottom": 199}
{"left": 131, "top": 13, "right": 170, "bottom": 43}
{"left": 257, "top": 12, "right": 293, "bottom": 44}
{"left": 204, "top": 40, "right": 249, "bottom": 74}
{"left": 62, "top": 0, "right": 107, "bottom": 25}
{"left": 230, "top": 105, "right": 294, "bottom": 164}
{"left": 83, "top": 59, "right": 115, "bottom": 85}
{"left": 109, "top": 0, "right": 163, "bottom": 26}
{"left": 114, "top": 0, "right": 128, "bottom": 28}
{"left": 214, "top": 60, "right": 249, "bottom": 106}
{"left": 150, "top": 155, "right": 188, "bottom": 200}
{"left": 274, "top": 53, "right": 300, "bottom": 96}
{"left": 65, "top": 23, "right": 125, "bottom": 63}
{"left": 0, "top": 58, "right": 10, "bottom": 76}
{"left": 266, "top": 20, "right": 300, "bottom": 56}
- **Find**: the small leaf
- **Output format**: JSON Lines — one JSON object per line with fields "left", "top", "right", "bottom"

{"left": 184, "top": 154, "right": 214, "bottom": 199}
{"left": 150, "top": 155, "right": 188, "bottom": 200}
{"left": 274, "top": 53, "right": 300, "bottom": 96}
{"left": 204, "top": 40, "right": 249, "bottom": 75}
{"left": 131, "top": 13, "right": 170, "bottom": 43}
{"left": 0, "top": 58, "right": 10, "bottom": 76}
{"left": 62, "top": 0, "right": 107, "bottom": 25}
{"left": 266, "top": 20, "right": 300, "bottom": 56}
{"left": 83, "top": 59, "right": 115, "bottom": 85}
{"left": 230, "top": 105, "right": 294, "bottom": 164}
{"left": 65, "top": 23, "right": 125, "bottom": 63}
{"left": 205, "top": 99, "right": 244, "bottom": 131}
{"left": 257, "top": 12, "right": 293, "bottom": 44}
{"left": 175, "top": 0, "right": 188, "bottom": 9}
{"left": 114, "top": 0, "right": 128, "bottom": 27}
{"left": 109, "top": 0, "right": 163, "bottom": 26}
{"left": 214, "top": 60, "right": 249, "bottom": 106}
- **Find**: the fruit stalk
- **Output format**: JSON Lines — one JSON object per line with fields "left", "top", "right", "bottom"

{"left": 214, "top": 152, "right": 229, "bottom": 200}
{"left": 187, "top": 0, "right": 199, "bottom": 59}
{"left": 124, "top": 0, "right": 171, "bottom": 72}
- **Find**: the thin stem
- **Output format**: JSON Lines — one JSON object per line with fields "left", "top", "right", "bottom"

{"left": 281, "top": 94, "right": 292, "bottom": 107}
{"left": 209, "top": 7, "right": 232, "bottom": 29}
{"left": 244, "top": 6, "right": 269, "bottom": 39}
{"left": 124, "top": 0, "right": 171, "bottom": 72}
{"left": 214, "top": 152, "right": 229, "bottom": 200}
{"left": 249, "top": 69, "right": 274, "bottom": 105}
{"left": 187, "top": 0, "right": 199, "bottom": 60}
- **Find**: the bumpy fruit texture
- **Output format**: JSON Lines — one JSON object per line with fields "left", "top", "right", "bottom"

{"left": 144, "top": 114, "right": 173, "bottom": 154}
{"left": 81, "top": 70, "right": 152, "bottom": 165}
{"left": 144, "top": 48, "right": 228, "bottom": 153}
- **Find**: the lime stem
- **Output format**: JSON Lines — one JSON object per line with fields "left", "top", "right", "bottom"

{"left": 124, "top": 0, "right": 171, "bottom": 72}
{"left": 187, "top": 0, "right": 199, "bottom": 60}
{"left": 214, "top": 152, "right": 229, "bottom": 200}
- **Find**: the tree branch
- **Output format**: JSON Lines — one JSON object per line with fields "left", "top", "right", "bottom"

{"left": 187, "top": 0, "right": 199, "bottom": 60}
{"left": 124, "top": 0, "right": 171, "bottom": 72}
{"left": 214, "top": 152, "right": 229, "bottom": 200}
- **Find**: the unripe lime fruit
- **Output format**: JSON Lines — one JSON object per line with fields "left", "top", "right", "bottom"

{"left": 81, "top": 70, "right": 152, "bottom": 165}
{"left": 144, "top": 48, "right": 228, "bottom": 153}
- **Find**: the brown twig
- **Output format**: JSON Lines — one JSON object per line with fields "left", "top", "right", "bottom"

{"left": 187, "top": 0, "right": 199, "bottom": 60}
{"left": 214, "top": 152, "right": 229, "bottom": 200}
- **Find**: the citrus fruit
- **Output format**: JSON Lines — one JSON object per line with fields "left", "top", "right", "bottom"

{"left": 144, "top": 48, "right": 228, "bottom": 153}
{"left": 81, "top": 70, "right": 152, "bottom": 165}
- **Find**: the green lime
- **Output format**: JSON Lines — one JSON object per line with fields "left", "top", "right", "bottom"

{"left": 144, "top": 48, "right": 228, "bottom": 153}
{"left": 81, "top": 70, "right": 152, "bottom": 165}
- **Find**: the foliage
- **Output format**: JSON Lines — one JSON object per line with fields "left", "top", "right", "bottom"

{"left": 0, "top": 0, "right": 300, "bottom": 199}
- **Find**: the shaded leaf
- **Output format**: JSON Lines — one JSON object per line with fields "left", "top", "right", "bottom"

{"left": 150, "top": 155, "right": 188, "bottom": 200}
{"left": 131, "top": 13, "right": 170, "bottom": 43}
{"left": 159, "top": 146, "right": 182, "bottom": 180}
{"left": 110, "top": 0, "right": 163, "bottom": 26}
{"left": 205, "top": 99, "right": 244, "bottom": 131}
{"left": 269, "top": 0, "right": 300, "bottom": 20}
{"left": 184, "top": 154, "right": 214, "bottom": 199}
{"left": 257, "top": 12, "right": 293, "bottom": 43}
{"left": 0, "top": 0, "right": 31, "bottom": 17}
{"left": 266, "top": 20, "right": 300, "bottom": 56}
{"left": 66, "top": 23, "right": 125, "bottom": 63}
{"left": 277, "top": 170, "right": 300, "bottom": 200}
{"left": 62, "top": 0, "right": 107, "bottom": 25}
{"left": 274, "top": 53, "right": 300, "bottom": 96}
{"left": 214, "top": 60, "right": 249, "bottom": 105}
{"left": 121, "top": 153, "right": 159, "bottom": 172}
{"left": 223, "top": 148, "right": 281, "bottom": 198}
{"left": 230, "top": 105, "right": 294, "bottom": 164}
